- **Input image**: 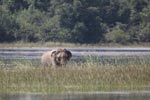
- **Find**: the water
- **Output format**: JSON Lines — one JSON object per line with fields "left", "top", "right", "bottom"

{"left": 1, "top": 47, "right": 150, "bottom": 60}
{"left": 1, "top": 91, "right": 150, "bottom": 100}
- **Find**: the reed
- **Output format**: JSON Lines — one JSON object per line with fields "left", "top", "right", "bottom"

{"left": 0, "top": 57, "right": 150, "bottom": 94}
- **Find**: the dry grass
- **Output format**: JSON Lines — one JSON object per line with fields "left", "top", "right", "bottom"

{"left": 0, "top": 58, "right": 150, "bottom": 94}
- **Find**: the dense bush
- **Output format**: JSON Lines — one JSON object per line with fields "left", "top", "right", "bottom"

{"left": 0, "top": 0, "right": 149, "bottom": 44}
{"left": 105, "top": 27, "right": 129, "bottom": 44}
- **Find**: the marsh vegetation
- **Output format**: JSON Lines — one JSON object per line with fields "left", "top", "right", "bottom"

{"left": 0, "top": 57, "right": 150, "bottom": 94}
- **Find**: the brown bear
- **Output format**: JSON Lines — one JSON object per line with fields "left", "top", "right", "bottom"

{"left": 41, "top": 48, "right": 72, "bottom": 67}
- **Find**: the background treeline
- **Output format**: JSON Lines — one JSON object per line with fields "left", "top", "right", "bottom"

{"left": 0, "top": 0, "right": 150, "bottom": 44}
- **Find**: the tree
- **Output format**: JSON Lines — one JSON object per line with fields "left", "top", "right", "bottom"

{"left": 0, "top": 4, "right": 19, "bottom": 42}
{"left": 105, "top": 23, "right": 129, "bottom": 44}
{"left": 0, "top": 0, "right": 149, "bottom": 44}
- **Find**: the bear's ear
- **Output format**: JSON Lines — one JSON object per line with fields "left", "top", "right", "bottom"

{"left": 51, "top": 51, "right": 57, "bottom": 57}
{"left": 66, "top": 50, "right": 72, "bottom": 60}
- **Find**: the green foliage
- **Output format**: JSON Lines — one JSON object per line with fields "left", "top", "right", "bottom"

{"left": 16, "top": 8, "right": 45, "bottom": 42}
{"left": 105, "top": 25, "right": 129, "bottom": 44}
{"left": 0, "top": 0, "right": 149, "bottom": 43}
{"left": 0, "top": 5, "right": 19, "bottom": 42}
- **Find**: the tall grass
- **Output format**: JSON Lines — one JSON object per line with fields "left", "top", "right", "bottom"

{"left": 0, "top": 57, "right": 150, "bottom": 94}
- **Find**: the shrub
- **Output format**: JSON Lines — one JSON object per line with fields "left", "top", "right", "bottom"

{"left": 105, "top": 27, "right": 129, "bottom": 44}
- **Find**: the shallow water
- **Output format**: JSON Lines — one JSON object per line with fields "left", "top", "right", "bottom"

{"left": 1, "top": 91, "right": 150, "bottom": 100}
{"left": 1, "top": 47, "right": 150, "bottom": 60}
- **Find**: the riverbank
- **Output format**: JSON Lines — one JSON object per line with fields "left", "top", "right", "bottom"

{"left": 0, "top": 58, "right": 150, "bottom": 94}
{"left": 1, "top": 90, "right": 150, "bottom": 100}
{"left": 0, "top": 42, "right": 150, "bottom": 48}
